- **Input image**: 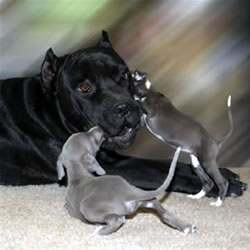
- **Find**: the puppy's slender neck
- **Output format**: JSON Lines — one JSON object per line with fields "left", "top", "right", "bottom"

{"left": 67, "top": 161, "right": 94, "bottom": 184}
{"left": 141, "top": 90, "right": 164, "bottom": 118}
{"left": 87, "top": 127, "right": 105, "bottom": 152}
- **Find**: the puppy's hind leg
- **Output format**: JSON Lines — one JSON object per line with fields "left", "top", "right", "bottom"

{"left": 96, "top": 214, "right": 126, "bottom": 235}
{"left": 138, "top": 200, "right": 196, "bottom": 234}
{"left": 187, "top": 154, "right": 214, "bottom": 199}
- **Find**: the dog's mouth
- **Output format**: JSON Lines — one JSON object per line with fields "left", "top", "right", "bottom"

{"left": 117, "top": 126, "right": 133, "bottom": 137}
{"left": 101, "top": 124, "right": 140, "bottom": 150}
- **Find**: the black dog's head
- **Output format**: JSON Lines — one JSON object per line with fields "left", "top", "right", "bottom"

{"left": 40, "top": 31, "right": 141, "bottom": 150}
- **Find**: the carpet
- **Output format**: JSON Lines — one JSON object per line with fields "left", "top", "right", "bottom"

{"left": 0, "top": 168, "right": 249, "bottom": 250}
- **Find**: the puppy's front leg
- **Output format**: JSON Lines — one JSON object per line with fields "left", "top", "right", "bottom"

{"left": 203, "top": 160, "right": 229, "bottom": 207}
{"left": 187, "top": 154, "right": 214, "bottom": 200}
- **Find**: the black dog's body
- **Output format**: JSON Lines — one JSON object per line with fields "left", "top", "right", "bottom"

{"left": 0, "top": 32, "right": 246, "bottom": 197}
{"left": 0, "top": 76, "right": 62, "bottom": 184}
{"left": 0, "top": 76, "right": 69, "bottom": 184}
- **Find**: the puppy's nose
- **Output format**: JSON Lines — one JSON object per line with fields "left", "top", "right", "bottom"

{"left": 115, "top": 103, "right": 130, "bottom": 116}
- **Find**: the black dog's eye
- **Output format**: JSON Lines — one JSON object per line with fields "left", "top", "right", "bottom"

{"left": 77, "top": 81, "right": 92, "bottom": 93}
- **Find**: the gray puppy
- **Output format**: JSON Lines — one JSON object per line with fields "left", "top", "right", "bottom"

{"left": 57, "top": 126, "right": 195, "bottom": 235}
{"left": 132, "top": 70, "right": 233, "bottom": 207}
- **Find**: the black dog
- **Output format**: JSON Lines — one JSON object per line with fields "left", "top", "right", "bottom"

{"left": 0, "top": 31, "right": 246, "bottom": 198}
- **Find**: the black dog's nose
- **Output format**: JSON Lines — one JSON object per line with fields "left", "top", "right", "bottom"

{"left": 115, "top": 103, "right": 130, "bottom": 116}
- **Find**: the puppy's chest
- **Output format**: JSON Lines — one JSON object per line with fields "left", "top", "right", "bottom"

{"left": 143, "top": 114, "right": 193, "bottom": 154}
{"left": 143, "top": 115, "right": 166, "bottom": 143}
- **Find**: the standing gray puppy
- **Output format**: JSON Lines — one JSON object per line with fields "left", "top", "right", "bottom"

{"left": 132, "top": 70, "right": 233, "bottom": 207}
{"left": 57, "top": 126, "right": 195, "bottom": 235}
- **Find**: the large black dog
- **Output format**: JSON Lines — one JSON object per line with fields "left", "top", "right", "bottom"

{"left": 0, "top": 31, "right": 246, "bottom": 197}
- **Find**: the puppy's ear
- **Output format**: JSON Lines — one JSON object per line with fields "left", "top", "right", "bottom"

{"left": 83, "top": 154, "right": 106, "bottom": 176}
{"left": 132, "top": 70, "right": 148, "bottom": 87}
{"left": 57, "top": 156, "right": 65, "bottom": 180}
{"left": 93, "top": 163, "right": 106, "bottom": 176}
{"left": 41, "top": 48, "right": 58, "bottom": 92}
{"left": 96, "top": 30, "right": 112, "bottom": 48}
{"left": 135, "top": 70, "right": 148, "bottom": 81}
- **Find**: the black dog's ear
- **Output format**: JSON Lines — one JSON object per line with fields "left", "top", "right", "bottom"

{"left": 96, "top": 30, "right": 112, "bottom": 48}
{"left": 41, "top": 48, "right": 58, "bottom": 92}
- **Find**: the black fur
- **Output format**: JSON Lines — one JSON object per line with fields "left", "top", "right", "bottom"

{"left": 0, "top": 31, "right": 247, "bottom": 197}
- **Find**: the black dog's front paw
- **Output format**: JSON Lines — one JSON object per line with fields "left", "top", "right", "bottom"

{"left": 227, "top": 179, "right": 247, "bottom": 197}
{"left": 219, "top": 168, "right": 247, "bottom": 197}
{"left": 220, "top": 168, "right": 240, "bottom": 180}
{"left": 206, "top": 177, "right": 247, "bottom": 198}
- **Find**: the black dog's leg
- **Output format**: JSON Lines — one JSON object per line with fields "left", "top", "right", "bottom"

{"left": 97, "top": 150, "right": 247, "bottom": 198}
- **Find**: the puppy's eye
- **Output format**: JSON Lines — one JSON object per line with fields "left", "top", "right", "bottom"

{"left": 78, "top": 81, "right": 92, "bottom": 93}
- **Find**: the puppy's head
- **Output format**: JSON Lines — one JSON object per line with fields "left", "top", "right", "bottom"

{"left": 87, "top": 126, "right": 105, "bottom": 150}
{"left": 132, "top": 70, "right": 152, "bottom": 101}
{"left": 40, "top": 31, "right": 141, "bottom": 150}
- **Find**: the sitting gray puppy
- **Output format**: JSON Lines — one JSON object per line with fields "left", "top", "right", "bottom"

{"left": 132, "top": 70, "right": 233, "bottom": 207}
{"left": 57, "top": 126, "right": 195, "bottom": 235}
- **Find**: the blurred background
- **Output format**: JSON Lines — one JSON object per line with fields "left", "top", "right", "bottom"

{"left": 0, "top": 0, "right": 249, "bottom": 167}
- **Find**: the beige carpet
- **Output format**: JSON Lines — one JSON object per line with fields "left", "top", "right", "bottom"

{"left": 0, "top": 168, "right": 250, "bottom": 250}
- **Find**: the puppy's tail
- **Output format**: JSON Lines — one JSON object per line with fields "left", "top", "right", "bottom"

{"left": 138, "top": 147, "right": 181, "bottom": 201}
{"left": 217, "top": 95, "right": 234, "bottom": 148}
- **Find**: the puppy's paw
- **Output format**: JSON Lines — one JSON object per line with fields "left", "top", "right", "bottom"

{"left": 183, "top": 224, "right": 196, "bottom": 235}
{"left": 210, "top": 198, "right": 223, "bottom": 207}
{"left": 93, "top": 225, "right": 104, "bottom": 236}
{"left": 187, "top": 189, "right": 206, "bottom": 200}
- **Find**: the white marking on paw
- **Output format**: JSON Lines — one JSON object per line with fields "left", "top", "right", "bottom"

{"left": 134, "top": 95, "right": 140, "bottom": 101}
{"left": 190, "top": 154, "right": 200, "bottom": 168}
{"left": 93, "top": 225, "right": 104, "bottom": 235}
{"left": 145, "top": 80, "right": 152, "bottom": 89}
{"left": 187, "top": 189, "right": 206, "bottom": 199}
{"left": 210, "top": 198, "right": 223, "bottom": 207}
{"left": 121, "top": 216, "right": 126, "bottom": 223}
{"left": 227, "top": 95, "right": 232, "bottom": 107}
{"left": 183, "top": 224, "right": 196, "bottom": 235}
{"left": 184, "top": 228, "right": 190, "bottom": 234}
